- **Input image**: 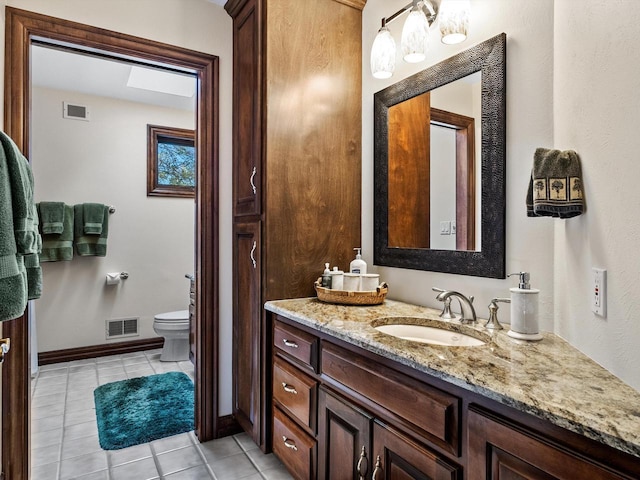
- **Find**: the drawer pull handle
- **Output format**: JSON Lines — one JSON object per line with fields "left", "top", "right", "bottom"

{"left": 282, "top": 339, "right": 299, "bottom": 348}
{"left": 281, "top": 382, "right": 298, "bottom": 395}
{"left": 282, "top": 436, "right": 298, "bottom": 451}
{"left": 250, "top": 241, "right": 257, "bottom": 269}
{"left": 372, "top": 455, "right": 382, "bottom": 480}
{"left": 357, "top": 445, "right": 368, "bottom": 479}
{"left": 250, "top": 166, "right": 257, "bottom": 195}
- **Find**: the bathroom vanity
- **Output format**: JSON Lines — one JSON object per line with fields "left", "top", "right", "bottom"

{"left": 265, "top": 298, "right": 640, "bottom": 479}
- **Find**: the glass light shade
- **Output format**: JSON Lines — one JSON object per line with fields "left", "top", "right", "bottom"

{"left": 370, "top": 26, "right": 396, "bottom": 79}
{"left": 439, "top": 0, "right": 470, "bottom": 45}
{"left": 401, "top": 6, "right": 430, "bottom": 63}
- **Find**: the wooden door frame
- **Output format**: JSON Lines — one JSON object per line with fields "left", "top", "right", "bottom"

{"left": 2, "top": 7, "right": 220, "bottom": 478}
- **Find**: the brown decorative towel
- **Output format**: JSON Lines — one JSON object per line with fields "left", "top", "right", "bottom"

{"left": 527, "top": 148, "right": 585, "bottom": 218}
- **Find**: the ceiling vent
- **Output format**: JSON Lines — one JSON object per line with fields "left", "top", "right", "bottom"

{"left": 63, "top": 101, "right": 90, "bottom": 121}
{"left": 106, "top": 317, "right": 139, "bottom": 339}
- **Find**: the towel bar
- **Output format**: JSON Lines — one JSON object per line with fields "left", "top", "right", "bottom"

{"left": 108, "top": 206, "right": 116, "bottom": 214}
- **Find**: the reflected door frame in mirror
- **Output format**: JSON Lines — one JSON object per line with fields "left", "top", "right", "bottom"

{"left": 374, "top": 33, "right": 506, "bottom": 278}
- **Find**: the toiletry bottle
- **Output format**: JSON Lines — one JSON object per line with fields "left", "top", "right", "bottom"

{"left": 330, "top": 266, "right": 344, "bottom": 290}
{"left": 507, "top": 272, "right": 542, "bottom": 341}
{"left": 322, "top": 263, "right": 332, "bottom": 288}
{"left": 350, "top": 248, "right": 367, "bottom": 274}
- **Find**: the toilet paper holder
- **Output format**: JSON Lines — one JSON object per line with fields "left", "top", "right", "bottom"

{"left": 106, "top": 271, "right": 129, "bottom": 285}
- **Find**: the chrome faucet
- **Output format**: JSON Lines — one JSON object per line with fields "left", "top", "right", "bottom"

{"left": 433, "top": 288, "right": 477, "bottom": 324}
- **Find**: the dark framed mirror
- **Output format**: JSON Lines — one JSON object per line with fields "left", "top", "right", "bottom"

{"left": 374, "top": 33, "right": 506, "bottom": 278}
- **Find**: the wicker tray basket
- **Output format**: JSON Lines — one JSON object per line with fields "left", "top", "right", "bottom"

{"left": 314, "top": 278, "right": 388, "bottom": 306}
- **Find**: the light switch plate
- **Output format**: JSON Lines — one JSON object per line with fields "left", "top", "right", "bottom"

{"left": 439, "top": 221, "right": 450, "bottom": 235}
{"left": 592, "top": 267, "right": 606, "bottom": 317}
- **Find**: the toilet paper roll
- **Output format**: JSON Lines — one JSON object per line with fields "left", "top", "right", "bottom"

{"left": 106, "top": 272, "right": 121, "bottom": 286}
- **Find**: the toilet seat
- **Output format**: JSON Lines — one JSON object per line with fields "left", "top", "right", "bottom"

{"left": 154, "top": 310, "right": 189, "bottom": 322}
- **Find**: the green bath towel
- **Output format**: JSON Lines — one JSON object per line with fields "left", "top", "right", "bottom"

{"left": 74, "top": 204, "right": 109, "bottom": 257}
{"left": 0, "top": 131, "right": 37, "bottom": 254}
{"left": 40, "top": 204, "right": 74, "bottom": 262}
{"left": 83, "top": 202, "right": 105, "bottom": 235}
{"left": 39, "top": 201, "right": 65, "bottom": 234}
{"left": 0, "top": 140, "right": 27, "bottom": 321}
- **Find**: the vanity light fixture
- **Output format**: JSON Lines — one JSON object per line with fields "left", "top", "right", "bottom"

{"left": 370, "top": 0, "right": 470, "bottom": 79}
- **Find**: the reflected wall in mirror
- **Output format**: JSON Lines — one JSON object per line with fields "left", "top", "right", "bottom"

{"left": 374, "top": 33, "right": 506, "bottom": 278}
{"left": 387, "top": 71, "right": 480, "bottom": 252}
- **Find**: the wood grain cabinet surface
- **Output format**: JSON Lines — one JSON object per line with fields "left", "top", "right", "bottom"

{"left": 225, "top": 0, "right": 363, "bottom": 450}
{"left": 270, "top": 316, "right": 640, "bottom": 480}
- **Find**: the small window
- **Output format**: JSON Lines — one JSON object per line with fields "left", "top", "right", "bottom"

{"left": 147, "top": 124, "right": 196, "bottom": 197}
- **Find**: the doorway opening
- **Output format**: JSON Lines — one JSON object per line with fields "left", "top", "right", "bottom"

{"left": 2, "top": 8, "right": 220, "bottom": 479}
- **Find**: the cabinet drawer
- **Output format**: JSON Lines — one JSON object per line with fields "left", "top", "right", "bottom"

{"left": 321, "top": 343, "right": 460, "bottom": 455}
{"left": 273, "top": 357, "right": 317, "bottom": 431}
{"left": 274, "top": 319, "right": 318, "bottom": 371}
{"left": 273, "top": 407, "right": 316, "bottom": 480}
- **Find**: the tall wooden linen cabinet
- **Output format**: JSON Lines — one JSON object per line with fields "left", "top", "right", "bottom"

{"left": 224, "top": 0, "right": 366, "bottom": 451}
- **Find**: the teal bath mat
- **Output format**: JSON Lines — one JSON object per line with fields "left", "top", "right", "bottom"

{"left": 94, "top": 371, "right": 194, "bottom": 450}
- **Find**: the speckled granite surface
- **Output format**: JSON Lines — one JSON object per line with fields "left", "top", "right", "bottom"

{"left": 265, "top": 297, "right": 640, "bottom": 458}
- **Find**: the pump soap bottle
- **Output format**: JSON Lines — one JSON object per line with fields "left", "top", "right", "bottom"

{"left": 350, "top": 248, "right": 367, "bottom": 274}
{"left": 507, "top": 272, "right": 542, "bottom": 341}
{"left": 322, "top": 263, "right": 332, "bottom": 288}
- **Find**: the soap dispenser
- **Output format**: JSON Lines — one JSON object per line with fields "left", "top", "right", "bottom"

{"left": 350, "top": 248, "right": 367, "bottom": 275}
{"left": 322, "top": 263, "right": 332, "bottom": 288}
{"left": 507, "top": 272, "right": 542, "bottom": 341}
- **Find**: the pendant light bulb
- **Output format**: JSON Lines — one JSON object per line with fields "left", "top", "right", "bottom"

{"left": 370, "top": 24, "right": 396, "bottom": 79}
{"left": 401, "top": 3, "right": 429, "bottom": 63}
{"left": 439, "top": 0, "right": 470, "bottom": 45}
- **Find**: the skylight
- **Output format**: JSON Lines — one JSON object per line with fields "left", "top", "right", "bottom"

{"left": 127, "top": 66, "right": 195, "bottom": 97}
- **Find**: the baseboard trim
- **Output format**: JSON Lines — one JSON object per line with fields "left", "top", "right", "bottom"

{"left": 38, "top": 338, "right": 164, "bottom": 365}
{"left": 216, "top": 414, "right": 243, "bottom": 438}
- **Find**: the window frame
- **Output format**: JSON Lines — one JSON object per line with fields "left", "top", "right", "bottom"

{"left": 147, "top": 124, "right": 196, "bottom": 198}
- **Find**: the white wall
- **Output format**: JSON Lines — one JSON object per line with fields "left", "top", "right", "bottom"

{"left": 3, "top": 0, "right": 235, "bottom": 414}
{"left": 363, "top": 0, "right": 555, "bottom": 329}
{"left": 363, "top": 0, "right": 640, "bottom": 391}
{"left": 553, "top": 0, "right": 640, "bottom": 390}
{"left": 31, "top": 86, "right": 195, "bottom": 351}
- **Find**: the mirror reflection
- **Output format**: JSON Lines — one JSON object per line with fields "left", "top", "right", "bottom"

{"left": 373, "top": 33, "right": 506, "bottom": 278}
{"left": 387, "top": 72, "right": 481, "bottom": 251}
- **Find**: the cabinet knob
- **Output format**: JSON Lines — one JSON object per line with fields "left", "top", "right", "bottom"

{"left": 282, "top": 339, "right": 299, "bottom": 348}
{"left": 357, "top": 445, "right": 368, "bottom": 479}
{"left": 281, "top": 382, "right": 298, "bottom": 395}
{"left": 372, "top": 455, "right": 382, "bottom": 480}
{"left": 282, "top": 436, "right": 298, "bottom": 451}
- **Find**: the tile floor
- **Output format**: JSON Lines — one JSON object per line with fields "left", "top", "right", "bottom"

{"left": 31, "top": 349, "right": 293, "bottom": 480}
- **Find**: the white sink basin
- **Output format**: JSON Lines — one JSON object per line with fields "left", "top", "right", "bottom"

{"left": 374, "top": 323, "right": 486, "bottom": 347}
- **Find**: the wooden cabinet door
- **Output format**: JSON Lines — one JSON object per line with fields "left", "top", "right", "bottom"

{"left": 317, "top": 388, "right": 373, "bottom": 480}
{"left": 468, "top": 407, "right": 630, "bottom": 480}
{"left": 371, "top": 421, "right": 460, "bottom": 480}
{"left": 230, "top": 0, "right": 262, "bottom": 218}
{"left": 233, "top": 221, "right": 261, "bottom": 442}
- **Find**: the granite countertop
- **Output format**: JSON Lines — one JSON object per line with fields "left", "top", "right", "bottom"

{"left": 265, "top": 297, "right": 640, "bottom": 458}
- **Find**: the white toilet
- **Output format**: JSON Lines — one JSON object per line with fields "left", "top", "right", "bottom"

{"left": 153, "top": 310, "right": 190, "bottom": 361}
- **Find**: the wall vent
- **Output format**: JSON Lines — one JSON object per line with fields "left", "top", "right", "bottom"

{"left": 63, "top": 101, "right": 90, "bottom": 121}
{"left": 106, "top": 317, "right": 139, "bottom": 339}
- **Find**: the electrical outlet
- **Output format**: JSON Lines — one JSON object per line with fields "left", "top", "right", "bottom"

{"left": 592, "top": 267, "right": 606, "bottom": 317}
{"left": 440, "top": 221, "right": 450, "bottom": 235}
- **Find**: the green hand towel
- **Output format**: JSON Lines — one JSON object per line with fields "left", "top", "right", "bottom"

{"left": 39, "top": 201, "right": 65, "bottom": 234}
{"left": 40, "top": 204, "right": 74, "bottom": 262}
{"left": 0, "top": 131, "right": 37, "bottom": 254}
{"left": 74, "top": 204, "right": 109, "bottom": 257}
{"left": 0, "top": 146, "right": 27, "bottom": 321}
{"left": 83, "top": 202, "right": 105, "bottom": 235}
